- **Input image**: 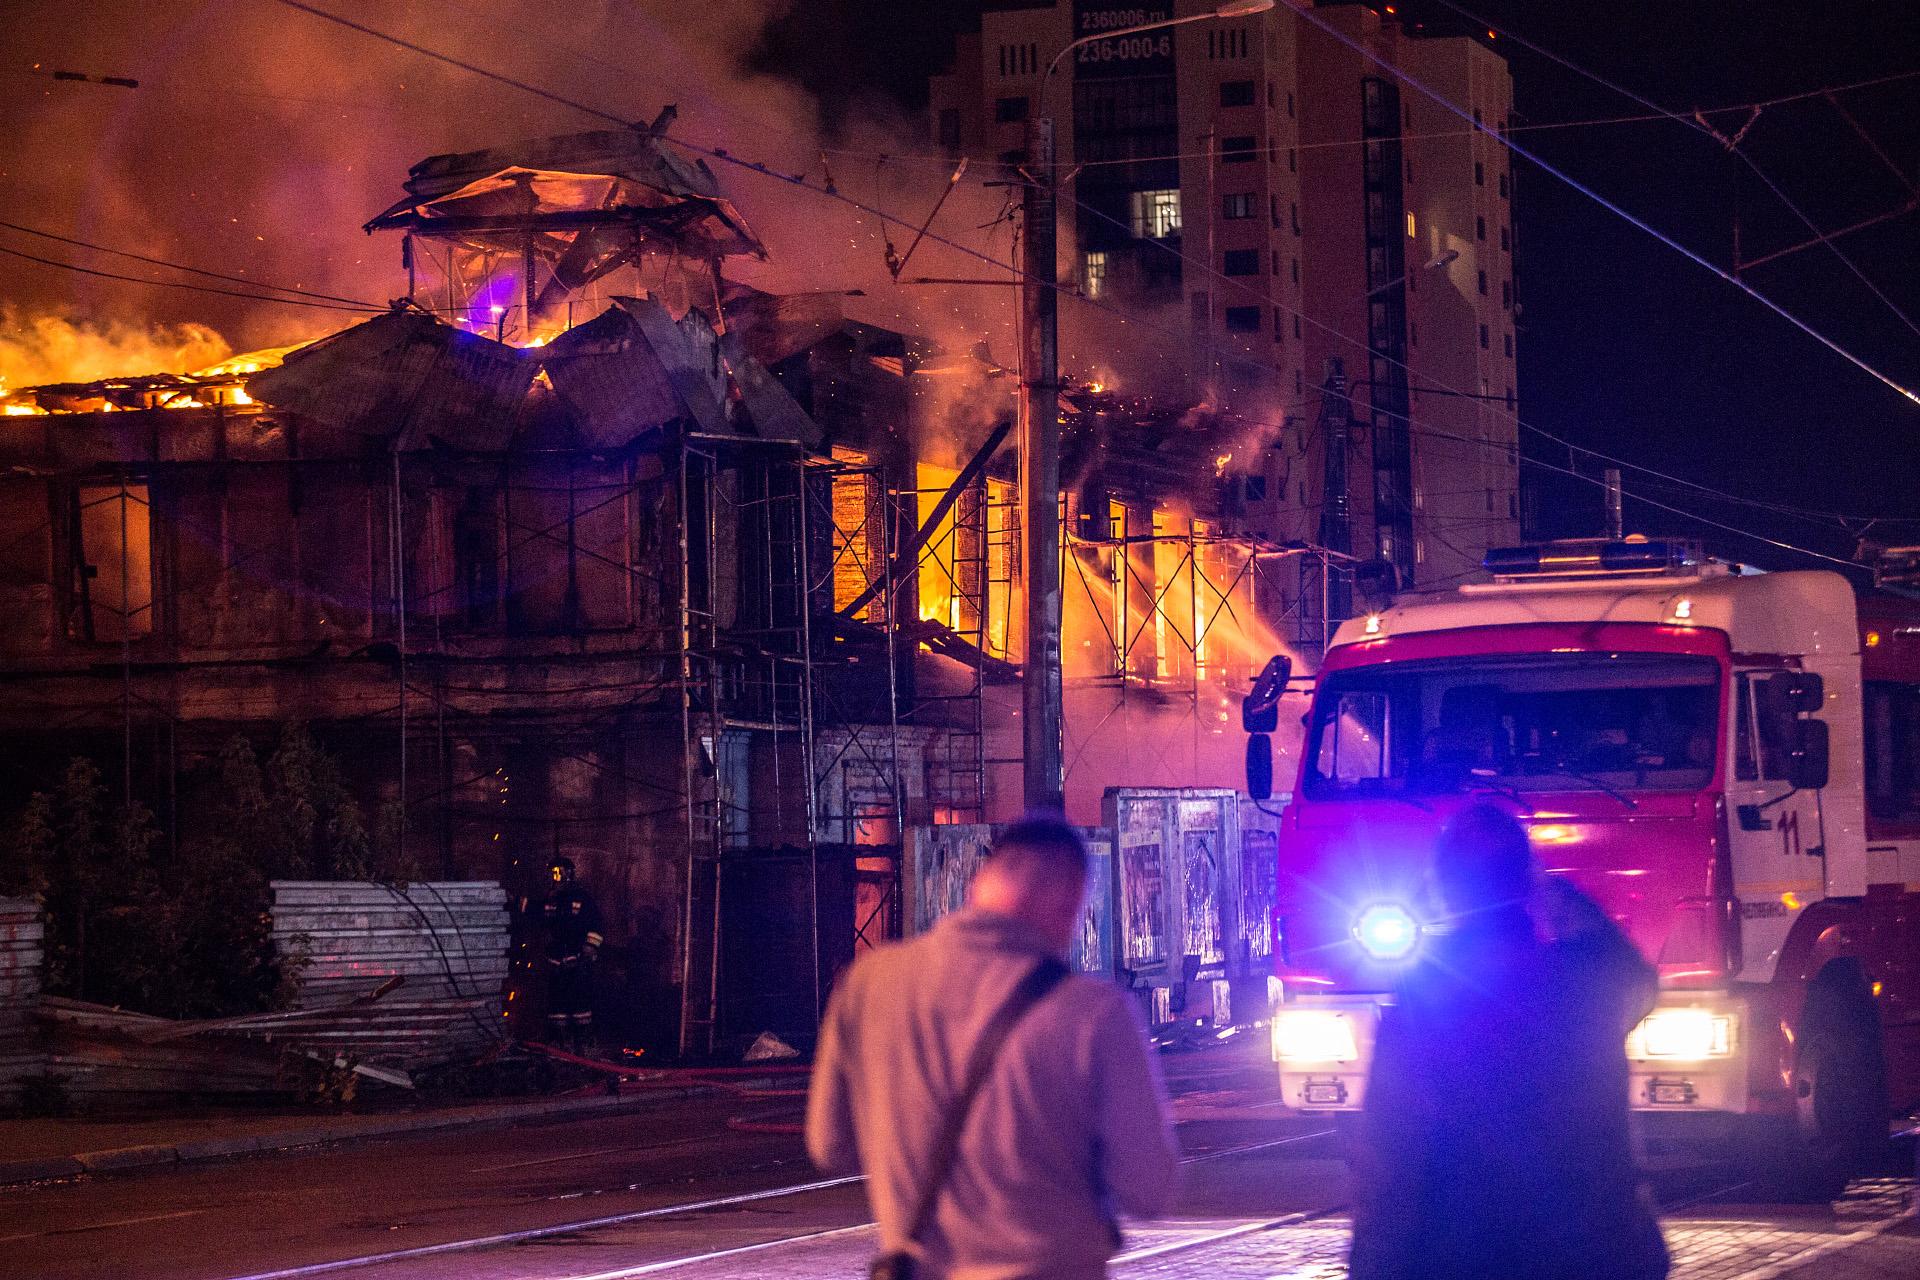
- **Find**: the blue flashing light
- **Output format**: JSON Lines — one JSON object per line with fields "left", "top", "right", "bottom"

{"left": 1353, "top": 902, "right": 1420, "bottom": 962}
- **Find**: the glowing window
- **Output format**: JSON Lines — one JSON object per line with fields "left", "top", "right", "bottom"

{"left": 1083, "top": 251, "right": 1109, "bottom": 298}
{"left": 1129, "top": 188, "right": 1182, "bottom": 238}
{"left": 1405, "top": 211, "right": 1417, "bottom": 239}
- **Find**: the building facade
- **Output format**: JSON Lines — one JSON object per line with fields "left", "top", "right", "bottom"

{"left": 929, "top": 0, "right": 1521, "bottom": 592}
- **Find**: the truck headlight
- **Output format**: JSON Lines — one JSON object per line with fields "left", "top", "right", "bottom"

{"left": 1353, "top": 902, "right": 1420, "bottom": 962}
{"left": 1628, "top": 1007, "right": 1734, "bottom": 1061}
{"left": 1272, "top": 1009, "right": 1360, "bottom": 1064}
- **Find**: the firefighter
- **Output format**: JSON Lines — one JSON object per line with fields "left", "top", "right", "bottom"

{"left": 535, "top": 856, "right": 603, "bottom": 1055}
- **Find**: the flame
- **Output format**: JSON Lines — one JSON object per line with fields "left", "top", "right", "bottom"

{"left": 1214, "top": 452, "right": 1234, "bottom": 477}
{"left": 188, "top": 341, "right": 308, "bottom": 379}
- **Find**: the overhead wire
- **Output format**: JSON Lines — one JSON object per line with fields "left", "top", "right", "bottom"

{"left": 1424, "top": 0, "right": 1920, "bottom": 341}
{"left": 1283, "top": 0, "right": 1920, "bottom": 408}
{"left": 0, "top": 242, "right": 381, "bottom": 313}
{"left": 0, "top": 218, "right": 382, "bottom": 308}
{"left": 1061, "top": 188, "right": 1916, "bottom": 530}
{"left": 263, "top": 0, "right": 1897, "bottom": 565}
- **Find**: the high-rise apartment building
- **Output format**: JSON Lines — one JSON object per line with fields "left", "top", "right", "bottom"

{"left": 929, "top": 1, "right": 1520, "bottom": 596}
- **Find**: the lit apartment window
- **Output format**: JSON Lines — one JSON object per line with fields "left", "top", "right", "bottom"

{"left": 1220, "top": 79, "right": 1256, "bottom": 108}
{"left": 1224, "top": 305, "right": 1261, "bottom": 333}
{"left": 1083, "top": 251, "right": 1109, "bottom": 298}
{"left": 1221, "top": 192, "right": 1256, "bottom": 220}
{"left": 1129, "top": 188, "right": 1182, "bottom": 238}
{"left": 1405, "top": 211, "right": 1417, "bottom": 239}
{"left": 995, "top": 96, "right": 1029, "bottom": 123}
{"left": 1224, "top": 248, "right": 1259, "bottom": 275}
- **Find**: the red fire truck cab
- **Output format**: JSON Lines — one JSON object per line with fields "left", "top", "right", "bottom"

{"left": 1261, "top": 539, "right": 1920, "bottom": 1191}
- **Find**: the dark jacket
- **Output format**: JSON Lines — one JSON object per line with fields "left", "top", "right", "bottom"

{"left": 1348, "top": 903, "right": 1669, "bottom": 1280}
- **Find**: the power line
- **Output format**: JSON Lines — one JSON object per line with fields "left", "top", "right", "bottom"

{"left": 0, "top": 242, "right": 380, "bottom": 313}
{"left": 0, "top": 218, "right": 381, "bottom": 308}
{"left": 1063, "top": 191, "right": 1914, "bottom": 530}
{"left": 1286, "top": 2, "right": 1920, "bottom": 409}
{"left": 264, "top": 0, "right": 1895, "bottom": 564}
{"left": 271, "top": 0, "right": 629, "bottom": 126}
{"left": 1425, "top": 0, "right": 1920, "bottom": 342}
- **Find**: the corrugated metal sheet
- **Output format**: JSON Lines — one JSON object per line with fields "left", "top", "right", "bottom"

{"left": 248, "top": 311, "right": 534, "bottom": 451}
{"left": 539, "top": 300, "right": 725, "bottom": 448}
{"left": 271, "top": 881, "right": 509, "bottom": 1007}
{"left": 721, "top": 331, "right": 822, "bottom": 447}
{"left": 0, "top": 898, "right": 45, "bottom": 1094}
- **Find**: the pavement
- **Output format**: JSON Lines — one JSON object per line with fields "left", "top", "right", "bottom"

{"left": 0, "top": 1074, "right": 748, "bottom": 1186}
{"left": 1, "top": 1035, "right": 1913, "bottom": 1280}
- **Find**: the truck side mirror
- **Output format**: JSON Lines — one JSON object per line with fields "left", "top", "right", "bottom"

{"left": 1242, "top": 655, "right": 1292, "bottom": 733}
{"left": 1789, "top": 718, "right": 1829, "bottom": 790}
{"left": 1766, "top": 670, "right": 1824, "bottom": 714}
{"left": 1247, "top": 733, "right": 1275, "bottom": 800}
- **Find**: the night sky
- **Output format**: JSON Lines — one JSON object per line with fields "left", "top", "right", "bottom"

{"left": 764, "top": 1, "right": 1920, "bottom": 570}
{"left": 5, "top": 1, "right": 1917, "bottom": 570}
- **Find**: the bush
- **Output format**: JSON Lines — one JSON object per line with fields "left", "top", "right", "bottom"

{"left": 0, "top": 727, "right": 419, "bottom": 1020}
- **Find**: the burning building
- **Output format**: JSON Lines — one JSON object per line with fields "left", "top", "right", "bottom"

{"left": 0, "top": 120, "right": 1328, "bottom": 1055}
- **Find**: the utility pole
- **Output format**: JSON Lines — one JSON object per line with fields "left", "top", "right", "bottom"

{"left": 1020, "top": 115, "right": 1064, "bottom": 813}
{"left": 1604, "top": 467, "right": 1624, "bottom": 538}
{"left": 1016, "top": 1, "right": 1275, "bottom": 815}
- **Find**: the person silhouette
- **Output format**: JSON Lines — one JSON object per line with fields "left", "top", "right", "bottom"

{"left": 1348, "top": 803, "right": 1668, "bottom": 1280}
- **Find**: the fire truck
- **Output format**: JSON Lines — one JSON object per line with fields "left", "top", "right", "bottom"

{"left": 1246, "top": 538, "right": 1920, "bottom": 1195}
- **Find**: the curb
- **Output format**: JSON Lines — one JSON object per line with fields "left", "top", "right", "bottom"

{"left": 0, "top": 1084, "right": 727, "bottom": 1187}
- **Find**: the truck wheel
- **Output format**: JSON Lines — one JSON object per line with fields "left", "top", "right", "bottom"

{"left": 1750, "top": 1006, "right": 1886, "bottom": 1202}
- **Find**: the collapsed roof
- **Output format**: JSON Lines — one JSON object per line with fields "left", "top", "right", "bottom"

{"left": 366, "top": 125, "right": 766, "bottom": 324}
{"left": 241, "top": 299, "right": 817, "bottom": 453}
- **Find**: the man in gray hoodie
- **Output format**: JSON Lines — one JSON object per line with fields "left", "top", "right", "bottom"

{"left": 806, "top": 815, "right": 1180, "bottom": 1280}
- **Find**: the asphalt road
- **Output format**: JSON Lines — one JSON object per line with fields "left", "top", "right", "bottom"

{"left": 2, "top": 1039, "right": 1912, "bottom": 1280}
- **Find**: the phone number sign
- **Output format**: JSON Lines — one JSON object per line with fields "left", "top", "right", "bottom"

{"left": 1073, "top": 3, "right": 1176, "bottom": 79}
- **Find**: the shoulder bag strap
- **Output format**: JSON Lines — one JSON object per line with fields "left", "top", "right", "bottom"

{"left": 901, "top": 956, "right": 1071, "bottom": 1248}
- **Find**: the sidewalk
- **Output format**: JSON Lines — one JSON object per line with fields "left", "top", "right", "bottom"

{"left": 0, "top": 1079, "right": 728, "bottom": 1185}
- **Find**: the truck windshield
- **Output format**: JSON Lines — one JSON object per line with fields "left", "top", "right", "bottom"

{"left": 1305, "top": 652, "right": 1720, "bottom": 798}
